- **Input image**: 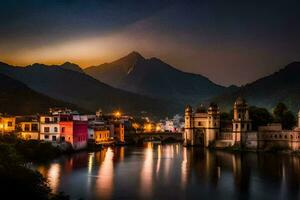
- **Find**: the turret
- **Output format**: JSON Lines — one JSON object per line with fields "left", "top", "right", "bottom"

{"left": 232, "top": 97, "right": 252, "bottom": 147}
{"left": 207, "top": 102, "right": 220, "bottom": 129}
{"left": 183, "top": 105, "right": 194, "bottom": 146}
{"left": 185, "top": 105, "right": 193, "bottom": 129}
{"left": 298, "top": 110, "right": 300, "bottom": 128}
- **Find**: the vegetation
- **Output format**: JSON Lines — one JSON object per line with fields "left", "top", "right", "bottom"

{"left": 249, "top": 106, "right": 274, "bottom": 130}
{"left": 273, "top": 102, "right": 296, "bottom": 129}
{"left": 0, "top": 135, "right": 69, "bottom": 199}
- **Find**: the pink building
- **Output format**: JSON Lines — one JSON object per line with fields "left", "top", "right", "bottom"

{"left": 59, "top": 115, "right": 88, "bottom": 150}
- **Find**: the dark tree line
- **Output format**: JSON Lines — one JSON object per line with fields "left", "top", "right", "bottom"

{"left": 221, "top": 102, "right": 297, "bottom": 130}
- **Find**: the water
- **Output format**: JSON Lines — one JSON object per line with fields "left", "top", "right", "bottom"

{"left": 35, "top": 143, "right": 300, "bottom": 200}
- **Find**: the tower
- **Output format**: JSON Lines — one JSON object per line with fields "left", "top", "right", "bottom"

{"left": 232, "top": 97, "right": 251, "bottom": 147}
{"left": 206, "top": 103, "right": 220, "bottom": 146}
{"left": 183, "top": 105, "right": 194, "bottom": 146}
{"left": 298, "top": 110, "right": 300, "bottom": 128}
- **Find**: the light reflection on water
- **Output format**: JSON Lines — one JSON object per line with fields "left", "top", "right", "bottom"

{"left": 35, "top": 143, "right": 300, "bottom": 200}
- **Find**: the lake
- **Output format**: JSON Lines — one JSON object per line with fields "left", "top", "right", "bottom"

{"left": 35, "top": 143, "right": 300, "bottom": 200}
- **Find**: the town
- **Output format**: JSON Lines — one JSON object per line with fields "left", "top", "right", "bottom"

{"left": 1, "top": 97, "right": 300, "bottom": 152}
{"left": 0, "top": 108, "right": 185, "bottom": 151}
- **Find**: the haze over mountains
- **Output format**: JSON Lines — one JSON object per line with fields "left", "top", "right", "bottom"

{"left": 85, "top": 52, "right": 226, "bottom": 105}
{"left": 0, "top": 52, "right": 299, "bottom": 116}
{"left": 0, "top": 73, "right": 82, "bottom": 115}
{"left": 210, "top": 62, "right": 300, "bottom": 112}
{"left": 0, "top": 62, "right": 179, "bottom": 117}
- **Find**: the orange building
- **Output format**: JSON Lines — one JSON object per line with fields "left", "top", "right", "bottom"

{"left": 114, "top": 121, "right": 125, "bottom": 143}
{"left": 0, "top": 116, "right": 16, "bottom": 134}
{"left": 94, "top": 128, "right": 112, "bottom": 144}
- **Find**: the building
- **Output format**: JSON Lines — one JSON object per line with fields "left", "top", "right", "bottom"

{"left": 184, "top": 103, "right": 220, "bottom": 147}
{"left": 94, "top": 128, "right": 111, "bottom": 144}
{"left": 114, "top": 121, "right": 125, "bottom": 143}
{"left": 184, "top": 97, "right": 300, "bottom": 151}
{"left": 18, "top": 116, "right": 40, "bottom": 140}
{"left": 0, "top": 116, "right": 16, "bottom": 134}
{"left": 60, "top": 115, "right": 88, "bottom": 150}
{"left": 40, "top": 115, "right": 60, "bottom": 144}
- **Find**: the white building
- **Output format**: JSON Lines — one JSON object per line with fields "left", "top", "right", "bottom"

{"left": 40, "top": 115, "right": 60, "bottom": 144}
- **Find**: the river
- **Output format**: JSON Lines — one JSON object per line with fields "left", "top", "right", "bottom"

{"left": 35, "top": 142, "right": 300, "bottom": 200}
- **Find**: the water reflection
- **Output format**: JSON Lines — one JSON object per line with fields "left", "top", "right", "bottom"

{"left": 140, "top": 142, "right": 154, "bottom": 198}
{"left": 97, "top": 148, "right": 114, "bottom": 199}
{"left": 35, "top": 143, "right": 300, "bottom": 200}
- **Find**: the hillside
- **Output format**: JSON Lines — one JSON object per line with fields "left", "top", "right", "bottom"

{"left": 0, "top": 62, "right": 180, "bottom": 117}
{"left": 0, "top": 73, "right": 83, "bottom": 115}
{"left": 210, "top": 62, "right": 300, "bottom": 112}
{"left": 84, "top": 52, "right": 226, "bottom": 105}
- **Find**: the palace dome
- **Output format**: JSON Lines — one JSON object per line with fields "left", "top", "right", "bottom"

{"left": 196, "top": 104, "right": 207, "bottom": 113}
{"left": 185, "top": 105, "right": 192, "bottom": 112}
{"left": 234, "top": 97, "right": 247, "bottom": 106}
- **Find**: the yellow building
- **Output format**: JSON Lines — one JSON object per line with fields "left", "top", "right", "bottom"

{"left": 19, "top": 121, "right": 40, "bottom": 140}
{"left": 0, "top": 116, "right": 16, "bottom": 134}
{"left": 94, "top": 129, "right": 111, "bottom": 144}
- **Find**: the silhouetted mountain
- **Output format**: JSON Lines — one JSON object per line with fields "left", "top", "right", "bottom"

{"left": 60, "top": 62, "right": 84, "bottom": 73}
{"left": 0, "top": 62, "right": 180, "bottom": 117}
{"left": 211, "top": 62, "right": 300, "bottom": 112}
{"left": 84, "top": 51, "right": 226, "bottom": 105}
{"left": 0, "top": 73, "right": 83, "bottom": 115}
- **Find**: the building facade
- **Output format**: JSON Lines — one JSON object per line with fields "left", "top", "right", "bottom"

{"left": 184, "top": 97, "right": 300, "bottom": 150}
{"left": 0, "top": 116, "right": 16, "bottom": 134}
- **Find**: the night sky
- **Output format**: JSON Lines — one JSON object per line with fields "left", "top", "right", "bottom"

{"left": 0, "top": 0, "right": 299, "bottom": 86}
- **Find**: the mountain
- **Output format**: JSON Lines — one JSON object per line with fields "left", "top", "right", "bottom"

{"left": 0, "top": 73, "right": 83, "bottom": 115}
{"left": 210, "top": 62, "right": 300, "bottom": 112}
{"left": 84, "top": 51, "right": 226, "bottom": 105}
{"left": 0, "top": 62, "right": 180, "bottom": 117}
{"left": 60, "top": 62, "right": 84, "bottom": 73}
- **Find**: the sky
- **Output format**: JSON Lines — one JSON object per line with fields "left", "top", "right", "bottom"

{"left": 0, "top": 0, "right": 299, "bottom": 86}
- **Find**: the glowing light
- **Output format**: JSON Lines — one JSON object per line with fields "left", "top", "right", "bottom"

{"left": 114, "top": 111, "right": 121, "bottom": 118}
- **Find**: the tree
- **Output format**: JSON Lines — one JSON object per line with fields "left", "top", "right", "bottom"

{"left": 282, "top": 111, "right": 296, "bottom": 130}
{"left": 273, "top": 102, "right": 296, "bottom": 129}
{"left": 249, "top": 106, "right": 274, "bottom": 130}
{"left": 273, "top": 102, "right": 288, "bottom": 122}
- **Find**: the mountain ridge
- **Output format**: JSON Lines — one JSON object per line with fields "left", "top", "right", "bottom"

{"left": 84, "top": 51, "right": 226, "bottom": 105}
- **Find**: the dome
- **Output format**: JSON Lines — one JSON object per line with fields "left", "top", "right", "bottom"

{"left": 185, "top": 105, "right": 192, "bottom": 112}
{"left": 208, "top": 102, "right": 218, "bottom": 109}
{"left": 196, "top": 104, "right": 207, "bottom": 113}
{"left": 234, "top": 97, "right": 247, "bottom": 106}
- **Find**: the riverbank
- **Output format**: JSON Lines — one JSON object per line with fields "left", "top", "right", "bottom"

{"left": 0, "top": 135, "right": 70, "bottom": 200}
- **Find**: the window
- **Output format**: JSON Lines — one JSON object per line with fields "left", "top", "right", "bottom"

{"left": 32, "top": 124, "right": 38, "bottom": 132}
{"left": 24, "top": 124, "right": 30, "bottom": 131}
{"left": 61, "top": 127, "right": 65, "bottom": 133}
{"left": 285, "top": 135, "right": 287, "bottom": 139}
{"left": 279, "top": 135, "right": 282, "bottom": 138}
{"left": 235, "top": 124, "right": 238, "bottom": 129}
{"left": 45, "top": 135, "right": 49, "bottom": 139}
{"left": 45, "top": 117, "right": 50, "bottom": 123}
{"left": 61, "top": 137, "right": 65, "bottom": 142}
{"left": 247, "top": 124, "right": 250, "bottom": 130}
{"left": 275, "top": 135, "right": 277, "bottom": 138}
{"left": 54, "top": 127, "right": 58, "bottom": 132}
{"left": 242, "top": 124, "right": 245, "bottom": 129}
{"left": 198, "top": 122, "right": 201, "bottom": 126}
{"left": 238, "top": 114, "right": 241, "bottom": 119}
{"left": 291, "top": 135, "right": 293, "bottom": 139}
{"left": 7, "top": 122, "right": 13, "bottom": 127}
{"left": 52, "top": 136, "right": 56, "bottom": 142}
{"left": 44, "top": 127, "right": 50, "bottom": 133}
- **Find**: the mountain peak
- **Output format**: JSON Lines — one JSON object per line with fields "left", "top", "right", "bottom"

{"left": 115, "top": 51, "right": 145, "bottom": 65}
{"left": 60, "top": 62, "right": 84, "bottom": 73}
